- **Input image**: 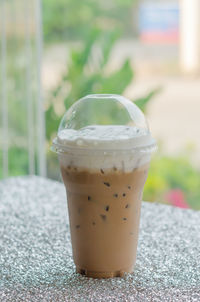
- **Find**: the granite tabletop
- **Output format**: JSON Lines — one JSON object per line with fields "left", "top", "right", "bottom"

{"left": 0, "top": 176, "right": 200, "bottom": 302}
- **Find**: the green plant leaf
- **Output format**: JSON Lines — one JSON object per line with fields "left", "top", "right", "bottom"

{"left": 79, "top": 28, "right": 101, "bottom": 67}
{"left": 99, "top": 59, "right": 133, "bottom": 94}
{"left": 100, "top": 30, "right": 120, "bottom": 67}
{"left": 134, "top": 87, "right": 162, "bottom": 112}
{"left": 45, "top": 104, "right": 60, "bottom": 140}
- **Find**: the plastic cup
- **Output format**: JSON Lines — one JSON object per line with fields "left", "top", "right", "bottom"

{"left": 52, "top": 94, "right": 156, "bottom": 278}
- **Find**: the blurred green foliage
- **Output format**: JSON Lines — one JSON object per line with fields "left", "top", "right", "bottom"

{"left": 46, "top": 28, "right": 158, "bottom": 141}
{"left": 0, "top": 147, "right": 29, "bottom": 178}
{"left": 144, "top": 152, "right": 200, "bottom": 210}
{"left": 0, "top": 36, "right": 36, "bottom": 178}
{"left": 43, "top": 0, "right": 135, "bottom": 42}
{"left": 46, "top": 29, "right": 129, "bottom": 139}
{"left": 45, "top": 27, "right": 160, "bottom": 180}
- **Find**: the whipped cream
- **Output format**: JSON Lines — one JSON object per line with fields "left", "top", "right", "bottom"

{"left": 55, "top": 125, "right": 154, "bottom": 172}
{"left": 57, "top": 125, "right": 152, "bottom": 150}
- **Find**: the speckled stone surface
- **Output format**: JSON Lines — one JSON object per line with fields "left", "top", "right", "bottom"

{"left": 0, "top": 176, "right": 200, "bottom": 302}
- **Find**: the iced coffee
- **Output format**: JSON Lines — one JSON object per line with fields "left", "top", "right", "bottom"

{"left": 52, "top": 95, "right": 156, "bottom": 278}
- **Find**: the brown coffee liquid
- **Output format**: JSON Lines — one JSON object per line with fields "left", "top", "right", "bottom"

{"left": 61, "top": 164, "right": 149, "bottom": 278}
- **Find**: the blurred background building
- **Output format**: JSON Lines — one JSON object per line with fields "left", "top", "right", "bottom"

{"left": 1, "top": 0, "right": 200, "bottom": 209}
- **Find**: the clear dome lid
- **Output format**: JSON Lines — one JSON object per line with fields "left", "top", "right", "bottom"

{"left": 52, "top": 94, "right": 156, "bottom": 153}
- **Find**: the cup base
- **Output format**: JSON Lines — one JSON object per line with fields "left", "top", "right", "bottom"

{"left": 76, "top": 266, "right": 133, "bottom": 279}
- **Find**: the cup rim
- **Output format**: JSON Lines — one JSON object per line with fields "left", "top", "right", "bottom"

{"left": 51, "top": 137, "right": 157, "bottom": 155}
